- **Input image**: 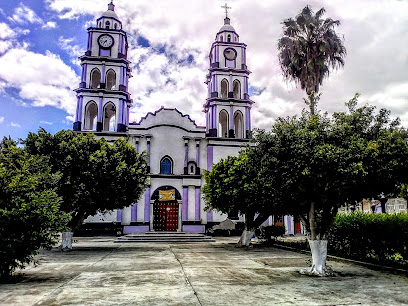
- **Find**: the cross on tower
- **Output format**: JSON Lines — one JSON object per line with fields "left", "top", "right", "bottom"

{"left": 221, "top": 3, "right": 231, "bottom": 18}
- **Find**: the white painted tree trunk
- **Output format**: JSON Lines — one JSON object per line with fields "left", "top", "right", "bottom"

{"left": 300, "top": 239, "right": 332, "bottom": 276}
{"left": 237, "top": 229, "right": 255, "bottom": 247}
{"left": 61, "top": 231, "right": 73, "bottom": 251}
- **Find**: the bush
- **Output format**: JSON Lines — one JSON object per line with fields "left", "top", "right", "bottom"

{"left": 328, "top": 212, "right": 408, "bottom": 267}
{"left": 0, "top": 146, "right": 69, "bottom": 280}
{"left": 257, "top": 225, "right": 286, "bottom": 242}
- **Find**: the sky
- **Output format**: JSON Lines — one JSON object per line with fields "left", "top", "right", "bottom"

{"left": 0, "top": 0, "right": 407, "bottom": 141}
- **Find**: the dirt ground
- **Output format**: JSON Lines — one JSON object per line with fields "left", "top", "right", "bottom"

{"left": 1, "top": 237, "right": 407, "bottom": 305}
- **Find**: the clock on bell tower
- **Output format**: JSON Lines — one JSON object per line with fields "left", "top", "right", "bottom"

{"left": 204, "top": 4, "right": 253, "bottom": 139}
{"left": 73, "top": 1, "right": 132, "bottom": 133}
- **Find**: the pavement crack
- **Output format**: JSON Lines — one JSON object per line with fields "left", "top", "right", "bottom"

{"left": 169, "top": 245, "right": 203, "bottom": 306}
{"left": 33, "top": 246, "right": 119, "bottom": 306}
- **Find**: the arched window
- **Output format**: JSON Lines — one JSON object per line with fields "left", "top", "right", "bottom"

{"left": 105, "top": 21, "right": 110, "bottom": 29}
{"left": 220, "top": 35, "right": 223, "bottom": 42}
{"left": 106, "top": 69, "right": 116, "bottom": 90}
{"left": 227, "top": 34, "right": 231, "bottom": 42}
{"left": 160, "top": 156, "right": 173, "bottom": 174}
{"left": 234, "top": 111, "right": 244, "bottom": 138}
{"left": 114, "top": 23, "right": 117, "bottom": 29}
{"left": 84, "top": 101, "right": 98, "bottom": 130}
{"left": 99, "top": 22, "right": 101, "bottom": 28}
{"left": 219, "top": 110, "right": 229, "bottom": 138}
{"left": 103, "top": 102, "right": 116, "bottom": 131}
{"left": 90, "top": 68, "right": 101, "bottom": 89}
{"left": 233, "top": 80, "right": 241, "bottom": 99}
{"left": 221, "top": 79, "right": 228, "bottom": 99}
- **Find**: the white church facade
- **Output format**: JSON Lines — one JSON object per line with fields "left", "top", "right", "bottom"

{"left": 72, "top": 2, "right": 300, "bottom": 235}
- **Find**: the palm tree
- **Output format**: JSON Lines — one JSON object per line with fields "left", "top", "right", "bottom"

{"left": 278, "top": 6, "right": 346, "bottom": 115}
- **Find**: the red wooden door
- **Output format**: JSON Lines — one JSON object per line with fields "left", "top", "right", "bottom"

{"left": 294, "top": 221, "right": 302, "bottom": 234}
{"left": 153, "top": 201, "right": 178, "bottom": 231}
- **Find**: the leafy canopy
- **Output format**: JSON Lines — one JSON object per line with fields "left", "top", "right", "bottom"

{"left": 23, "top": 129, "right": 148, "bottom": 230}
{"left": 278, "top": 6, "right": 346, "bottom": 99}
{"left": 0, "top": 146, "right": 69, "bottom": 279}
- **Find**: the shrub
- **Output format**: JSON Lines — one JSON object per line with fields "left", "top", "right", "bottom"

{"left": 328, "top": 212, "right": 408, "bottom": 267}
{"left": 0, "top": 147, "right": 69, "bottom": 280}
{"left": 258, "top": 225, "right": 286, "bottom": 242}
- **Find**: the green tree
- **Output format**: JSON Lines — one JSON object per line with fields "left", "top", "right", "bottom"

{"left": 253, "top": 96, "right": 408, "bottom": 275}
{"left": 203, "top": 150, "right": 282, "bottom": 246}
{"left": 0, "top": 146, "right": 69, "bottom": 279}
{"left": 22, "top": 129, "right": 148, "bottom": 235}
{"left": 278, "top": 6, "right": 346, "bottom": 114}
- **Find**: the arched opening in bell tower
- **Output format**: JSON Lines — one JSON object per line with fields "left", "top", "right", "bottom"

{"left": 219, "top": 110, "right": 229, "bottom": 137}
{"left": 106, "top": 69, "right": 116, "bottom": 90}
{"left": 233, "top": 80, "right": 241, "bottom": 99}
{"left": 90, "top": 68, "right": 101, "bottom": 89}
{"left": 103, "top": 102, "right": 116, "bottom": 131}
{"left": 221, "top": 79, "right": 228, "bottom": 99}
{"left": 84, "top": 101, "right": 98, "bottom": 130}
{"left": 234, "top": 111, "right": 244, "bottom": 138}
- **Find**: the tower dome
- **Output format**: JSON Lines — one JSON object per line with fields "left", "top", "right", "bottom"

{"left": 219, "top": 17, "right": 235, "bottom": 32}
{"left": 96, "top": 1, "right": 122, "bottom": 30}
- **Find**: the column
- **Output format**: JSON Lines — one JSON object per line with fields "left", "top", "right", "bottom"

{"left": 116, "top": 209, "right": 122, "bottom": 223}
{"left": 196, "top": 140, "right": 200, "bottom": 168}
{"left": 131, "top": 204, "right": 137, "bottom": 223}
{"left": 101, "top": 63, "right": 106, "bottom": 83}
{"left": 146, "top": 137, "right": 151, "bottom": 171}
{"left": 135, "top": 138, "right": 139, "bottom": 153}
{"left": 206, "top": 145, "right": 214, "bottom": 222}
{"left": 182, "top": 187, "right": 188, "bottom": 222}
{"left": 144, "top": 187, "right": 151, "bottom": 223}
{"left": 184, "top": 139, "right": 189, "bottom": 168}
{"left": 195, "top": 187, "right": 201, "bottom": 221}
{"left": 229, "top": 105, "right": 234, "bottom": 130}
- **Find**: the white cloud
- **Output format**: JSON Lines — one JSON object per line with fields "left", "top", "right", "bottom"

{"left": 42, "top": 0, "right": 408, "bottom": 129}
{"left": 0, "top": 116, "right": 4, "bottom": 124}
{"left": 10, "top": 122, "right": 21, "bottom": 128}
{"left": 40, "top": 120, "right": 53, "bottom": 125}
{"left": 58, "top": 36, "right": 84, "bottom": 59}
{"left": 0, "top": 48, "right": 79, "bottom": 116}
{"left": 42, "top": 21, "right": 57, "bottom": 29}
{"left": 8, "top": 3, "right": 43, "bottom": 24}
{"left": 0, "top": 23, "right": 16, "bottom": 40}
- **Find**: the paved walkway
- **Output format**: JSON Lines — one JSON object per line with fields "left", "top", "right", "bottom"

{"left": 1, "top": 237, "right": 407, "bottom": 305}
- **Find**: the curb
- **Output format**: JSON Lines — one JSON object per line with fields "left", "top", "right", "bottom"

{"left": 271, "top": 242, "right": 408, "bottom": 277}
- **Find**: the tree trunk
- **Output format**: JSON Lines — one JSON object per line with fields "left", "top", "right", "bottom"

{"left": 236, "top": 229, "right": 256, "bottom": 247}
{"left": 300, "top": 239, "right": 332, "bottom": 276}
{"left": 61, "top": 231, "right": 73, "bottom": 251}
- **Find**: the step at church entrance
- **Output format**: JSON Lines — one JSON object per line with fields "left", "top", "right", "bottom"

{"left": 153, "top": 189, "right": 178, "bottom": 231}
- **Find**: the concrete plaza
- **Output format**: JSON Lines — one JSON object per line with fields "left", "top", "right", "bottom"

{"left": 1, "top": 237, "right": 407, "bottom": 305}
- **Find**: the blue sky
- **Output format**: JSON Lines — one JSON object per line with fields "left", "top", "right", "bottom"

{"left": 1, "top": 0, "right": 408, "bottom": 141}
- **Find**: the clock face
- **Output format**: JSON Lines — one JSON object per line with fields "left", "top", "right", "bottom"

{"left": 98, "top": 34, "right": 114, "bottom": 48}
{"left": 224, "top": 48, "right": 236, "bottom": 60}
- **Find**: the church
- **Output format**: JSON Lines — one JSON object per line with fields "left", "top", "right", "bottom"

{"left": 72, "top": 2, "right": 300, "bottom": 235}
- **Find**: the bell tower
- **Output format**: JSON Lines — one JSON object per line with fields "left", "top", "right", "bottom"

{"left": 204, "top": 5, "right": 253, "bottom": 139}
{"left": 73, "top": 1, "right": 132, "bottom": 133}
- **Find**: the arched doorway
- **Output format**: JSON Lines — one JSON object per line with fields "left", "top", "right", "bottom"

{"left": 151, "top": 186, "right": 181, "bottom": 232}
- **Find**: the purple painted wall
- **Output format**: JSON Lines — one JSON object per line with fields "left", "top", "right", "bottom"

{"left": 207, "top": 145, "right": 214, "bottom": 222}
{"left": 229, "top": 105, "right": 234, "bottom": 130}
{"left": 123, "top": 225, "right": 149, "bottom": 234}
{"left": 98, "top": 97, "right": 103, "bottom": 122}
{"left": 116, "top": 209, "right": 122, "bottom": 222}
{"left": 144, "top": 187, "right": 150, "bottom": 222}
{"left": 195, "top": 187, "right": 201, "bottom": 221}
{"left": 182, "top": 225, "right": 205, "bottom": 233}
{"left": 182, "top": 187, "right": 188, "bottom": 221}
